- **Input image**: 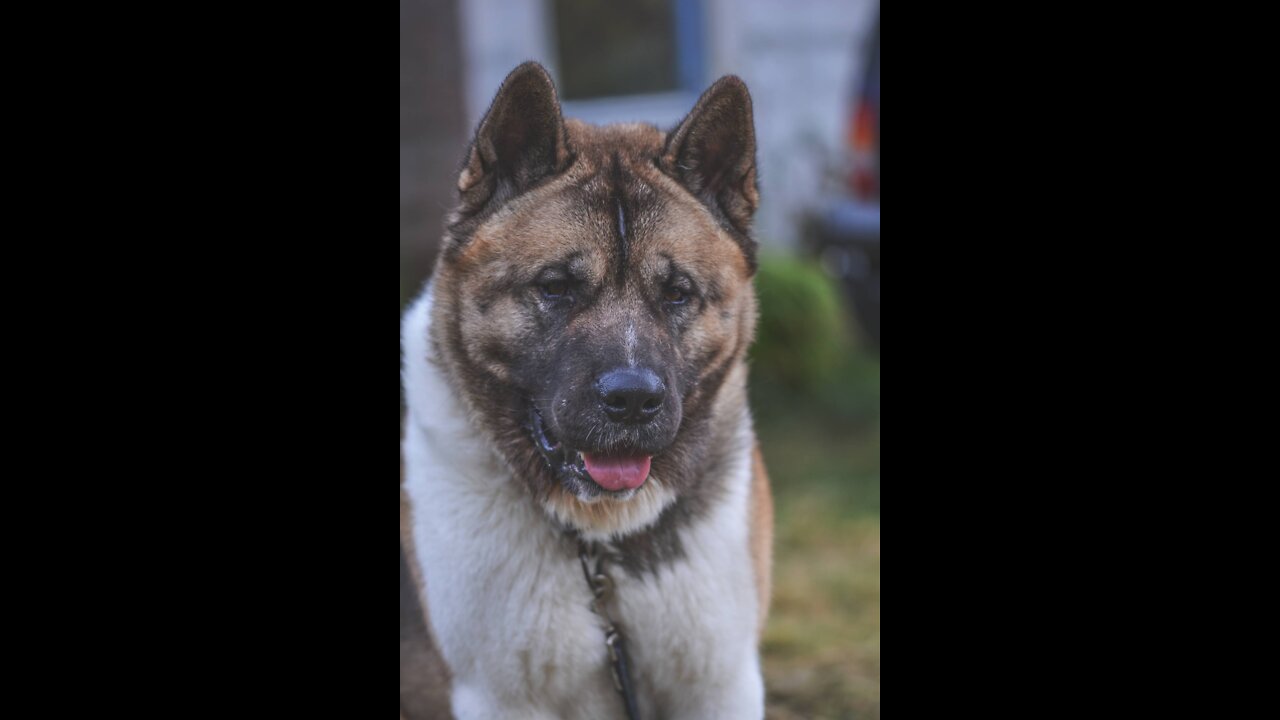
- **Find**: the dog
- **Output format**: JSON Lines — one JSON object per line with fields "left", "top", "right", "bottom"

{"left": 400, "top": 61, "right": 773, "bottom": 720}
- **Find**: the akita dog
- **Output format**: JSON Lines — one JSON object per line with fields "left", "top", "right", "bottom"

{"left": 400, "top": 61, "right": 772, "bottom": 720}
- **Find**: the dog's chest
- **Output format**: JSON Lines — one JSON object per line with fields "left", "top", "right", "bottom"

{"left": 404, "top": 424, "right": 759, "bottom": 719}
{"left": 401, "top": 293, "right": 762, "bottom": 718}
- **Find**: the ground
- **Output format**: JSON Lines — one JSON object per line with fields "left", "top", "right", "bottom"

{"left": 755, "top": 344, "right": 881, "bottom": 720}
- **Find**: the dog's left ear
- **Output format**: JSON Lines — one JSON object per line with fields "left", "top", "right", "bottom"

{"left": 661, "top": 76, "right": 760, "bottom": 246}
{"left": 457, "top": 62, "right": 573, "bottom": 213}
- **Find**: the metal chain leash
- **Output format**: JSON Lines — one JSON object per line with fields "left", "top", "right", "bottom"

{"left": 578, "top": 540, "right": 641, "bottom": 720}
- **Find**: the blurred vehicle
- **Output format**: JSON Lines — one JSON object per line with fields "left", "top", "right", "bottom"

{"left": 803, "top": 10, "right": 880, "bottom": 347}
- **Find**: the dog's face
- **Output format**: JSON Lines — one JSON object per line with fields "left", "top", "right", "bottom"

{"left": 429, "top": 63, "right": 759, "bottom": 537}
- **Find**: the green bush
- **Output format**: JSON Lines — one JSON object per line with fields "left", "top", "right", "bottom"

{"left": 751, "top": 254, "right": 851, "bottom": 392}
{"left": 750, "top": 253, "right": 879, "bottom": 424}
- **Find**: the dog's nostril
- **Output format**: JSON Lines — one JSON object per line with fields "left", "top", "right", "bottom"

{"left": 597, "top": 368, "right": 667, "bottom": 423}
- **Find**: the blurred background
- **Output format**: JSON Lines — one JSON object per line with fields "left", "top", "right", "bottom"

{"left": 401, "top": 1, "right": 880, "bottom": 717}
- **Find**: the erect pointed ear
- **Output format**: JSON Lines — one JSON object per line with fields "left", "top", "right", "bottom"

{"left": 660, "top": 76, "right": 760, "bottom": 241}
{"left": 457, "top": 62, "right": 573, "bottom": 213}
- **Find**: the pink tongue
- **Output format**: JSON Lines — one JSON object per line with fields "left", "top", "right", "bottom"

{"left": 582, "top": 454, "right": 652, "bottom": 491}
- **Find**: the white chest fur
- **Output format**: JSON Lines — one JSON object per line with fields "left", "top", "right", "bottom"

{"left": 401, "top": 289, "right": 764, "bottom": 720}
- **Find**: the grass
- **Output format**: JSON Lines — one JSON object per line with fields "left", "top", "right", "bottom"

{"left": 754, "top": 347, "right": 881, "bottom": 720}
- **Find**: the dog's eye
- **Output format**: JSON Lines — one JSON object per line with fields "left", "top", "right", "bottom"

{"left": 662, "top": 287, "right": 688, "bottom": 305}
{"left": 541, "top": 281, "right": 570, "bottom": 300}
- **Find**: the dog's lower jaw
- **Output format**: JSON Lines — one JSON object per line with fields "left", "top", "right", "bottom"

{"left": 527, "top": 404, "right": 680, "bottom": 537}
{"left": 541, "top": 475, "right": 678, "bottom": 541}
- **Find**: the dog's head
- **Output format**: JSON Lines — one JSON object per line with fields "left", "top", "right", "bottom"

{"left": 429, "top": 62, "right": 759, "bottom": 537}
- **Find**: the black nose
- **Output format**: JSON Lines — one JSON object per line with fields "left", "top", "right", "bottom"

{"left": 597, "top": 368, "right": 666, "bottom": 423}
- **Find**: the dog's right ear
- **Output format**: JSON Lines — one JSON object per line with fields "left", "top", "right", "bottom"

{"left": 456, "top": 62, "right": 572, "bottom": 214}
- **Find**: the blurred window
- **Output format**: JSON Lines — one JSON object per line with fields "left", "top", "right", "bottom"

{"left": 553, "top": 0, "right": 704, "bottom": 100}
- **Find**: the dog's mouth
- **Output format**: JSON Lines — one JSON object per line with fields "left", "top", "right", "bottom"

{"left": 529, "top": 406, "right": 653, "bottom": 493}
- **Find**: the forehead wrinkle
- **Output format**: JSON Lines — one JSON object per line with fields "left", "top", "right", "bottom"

{"left": 611, "top": 151, "right": 629, "bottom": 283}
{"left": 609, "top": 158, "right": 677, "bottom": 289}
